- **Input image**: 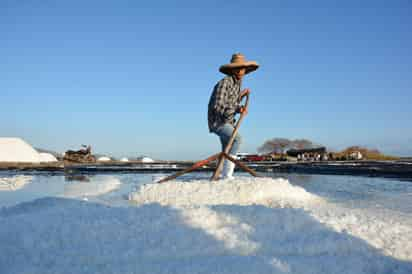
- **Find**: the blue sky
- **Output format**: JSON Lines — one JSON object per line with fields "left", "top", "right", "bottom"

{"left": 1, "top": 1, "right": 411, "bottom": 160}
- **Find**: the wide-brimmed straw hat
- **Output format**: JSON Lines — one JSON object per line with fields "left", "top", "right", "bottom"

{"left": 219, "top": 53, "right": 259, "bottom": 75}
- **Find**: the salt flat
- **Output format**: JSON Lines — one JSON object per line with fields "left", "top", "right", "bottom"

{"left": 0, "top": 176, "right": 411, "bottom": 274}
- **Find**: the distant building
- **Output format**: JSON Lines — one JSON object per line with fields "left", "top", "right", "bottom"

{"left": 349, "top": 151, "right": 363, "bottom": 160}
{"left": 236, "top": 152, "right": 254, "bottom": 161}
{"left": 286, "top": 147, "right": 327, "bottom": 157}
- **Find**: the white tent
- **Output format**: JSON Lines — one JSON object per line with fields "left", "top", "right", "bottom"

{"left": 0, "top": 138, "right": 41, "bottom": 163}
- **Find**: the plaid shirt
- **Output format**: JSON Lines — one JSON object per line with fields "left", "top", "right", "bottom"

{"left": 208, "top": 76, "right": 242, "bottom": 132}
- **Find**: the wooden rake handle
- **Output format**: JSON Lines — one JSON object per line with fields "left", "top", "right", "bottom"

{"left": 156, "top": 153, "right": 221, "bottom": 184}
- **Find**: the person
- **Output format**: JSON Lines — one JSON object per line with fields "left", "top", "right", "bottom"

{"left": 208, "top": 53, "right": 259, "bottom": 179}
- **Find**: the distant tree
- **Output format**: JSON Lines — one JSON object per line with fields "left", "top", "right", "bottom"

{"left": 291, "top": 139, "right": 316, "bottom": 150}
{"left": 258, "top": 138, "right": 322, "bottom": 155}
{"left": 338, "top": 146, "right": 394, "bottom": 160}
{"left": 258, "top": 138, "right": 292, "bottom": 154}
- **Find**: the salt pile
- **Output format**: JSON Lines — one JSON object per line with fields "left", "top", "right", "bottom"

{"left": 137, "top": 156, "right": 154, "bottom": 163}
{"left": 1, "top": 177, "right": 411, "bottom": 273}
{"left": 129, "top": 177, "right": 321, "bottom": 208}
{"left": 130, "top": 177, "right": 412, "bottom": 262}
{"left": 38, "top": 152, "right": 58, "bottom": 162}
{"left": 97, "top": 156, "right": 111, "bottom": 162}
{"left": 0, "top": 138, "right": 57, "bottom": 163}
{"left": 0, "top": 138, "right": 40, "bottom": 163}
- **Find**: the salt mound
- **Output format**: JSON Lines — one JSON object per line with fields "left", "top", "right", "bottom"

{"left": 129, "top": 177, "right": 321, "bottom": 208}
{"left": 97, "top": 156, "right": 111, "bottom": 162}
{"left": 129, "top": 177, "right": 412, "bottom": 262}
{"left": 0, "top": 176, "right": 33, "bottom": 191}
{"left": 39, "top": 152, "right": 58, "bottom": 162}
{"left": 0, "top": 138, "right": 41, "bottom": 163}
{"left": 137, "top": 156, "right": 155, "bottom": 163}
